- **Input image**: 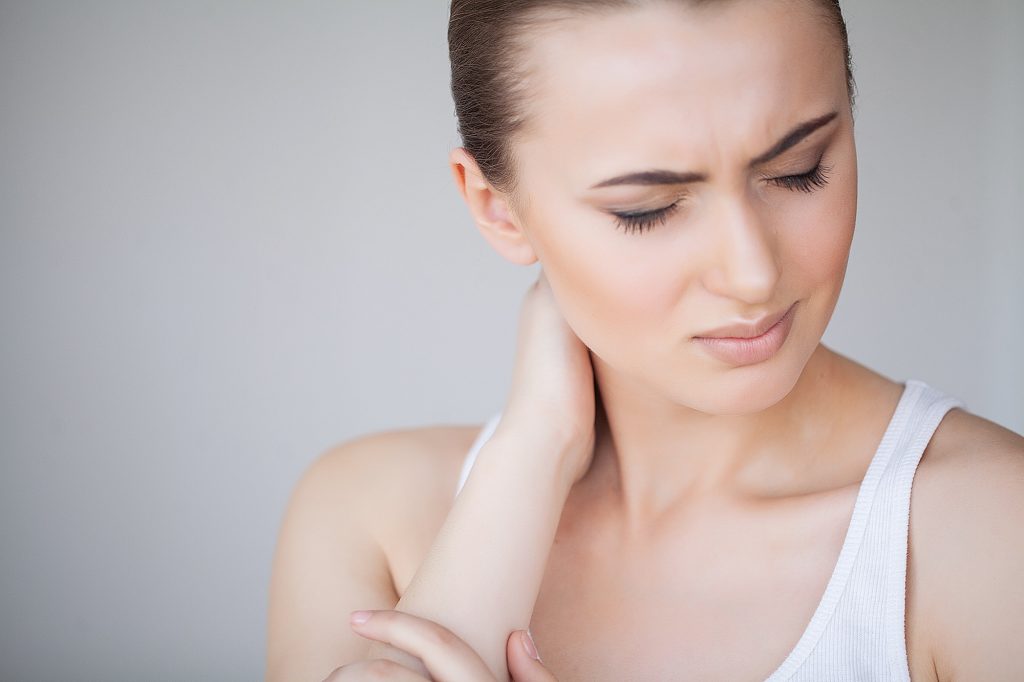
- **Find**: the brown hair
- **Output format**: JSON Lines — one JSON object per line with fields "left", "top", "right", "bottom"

{"left": 448, "top": 0, "right": 856, "bottom": 214}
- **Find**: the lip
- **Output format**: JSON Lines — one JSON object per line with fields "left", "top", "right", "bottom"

{"left": 692, "top": 301, "right": 797, "bottom": 366}
{"left": 694, "top": 302, "right": 796, "bottom": 339}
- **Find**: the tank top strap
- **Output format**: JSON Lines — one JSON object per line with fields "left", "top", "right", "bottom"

{"left": 880, "top": 379, "right": 967, "bottom": 680}
{"left": 769, "top": 378, "right": 968, "bottom": 680}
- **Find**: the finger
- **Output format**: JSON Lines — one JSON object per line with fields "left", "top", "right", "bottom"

{"left": 507, "top": 630, "right": 558, "bottom": 682}
{"left": 321, "top": 657, "right": 432, "bottom": 681}
{"left": 350, "top": 610, "right": 496, "bottom": 682}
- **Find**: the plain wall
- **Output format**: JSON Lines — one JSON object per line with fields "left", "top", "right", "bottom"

{"left": 0, "top": 1, "right": 1021, "bottom": 680}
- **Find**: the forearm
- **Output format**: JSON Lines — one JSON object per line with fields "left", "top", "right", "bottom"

{"left": 366, "top": 430, "right": 574, "bottom": 681}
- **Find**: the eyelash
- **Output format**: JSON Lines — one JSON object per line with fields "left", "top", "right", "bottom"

{"left": 611, "top": 160, "right": 834, "bottom": 235}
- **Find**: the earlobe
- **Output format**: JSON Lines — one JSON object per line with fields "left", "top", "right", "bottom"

{"left": 448, "top": 147, "right": 538, "bottom": 266}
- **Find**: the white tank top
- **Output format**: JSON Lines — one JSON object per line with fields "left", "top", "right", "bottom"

{"left": 453, "top": 378, "right": 967, "bottom": 681}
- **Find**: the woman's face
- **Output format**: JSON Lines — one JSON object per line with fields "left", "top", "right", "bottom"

{"left": 510, "top": 0, "right": 857, "bottom": 414}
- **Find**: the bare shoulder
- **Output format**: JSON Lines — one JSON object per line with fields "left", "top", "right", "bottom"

{"left": 909, "top": 407, "right": 1024, "bottom": 681}
{"left": 314, "top": 420, "right": 486, "bottom": 589}
{"left": 914, "top": 407, "right": 1024, "bottom": 505}
{"left": 266, "top": 420, "right": 485, "bottom": 680}
{"left": 312, "top": 420, "right": 482, "bottom": 509}
{"left": 923, "top": 406, "right": 1024, "bottom": 466}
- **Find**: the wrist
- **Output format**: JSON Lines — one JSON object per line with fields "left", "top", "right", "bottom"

{"left": 479, "top": 427, "right": 581, "bottom": 496}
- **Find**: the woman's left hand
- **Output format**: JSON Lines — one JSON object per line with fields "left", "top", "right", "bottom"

{"left": 347, "top": 609, "right": 558, "bottom": 682}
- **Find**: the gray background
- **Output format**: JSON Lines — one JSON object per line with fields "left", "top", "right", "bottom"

{"left": 1, "top": 1, "right": 1021, "bottom": 680}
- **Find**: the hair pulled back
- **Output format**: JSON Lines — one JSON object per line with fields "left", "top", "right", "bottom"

{"left": 448, "top": 0, "right": 856, "bottom": 211}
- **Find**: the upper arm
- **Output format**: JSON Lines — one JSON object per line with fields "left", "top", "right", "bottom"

{"left": 922, "top": 418, "right": 1024, "bottom": 681}
{"left": 265, "top": 435, "right": 401, "bottom": 682}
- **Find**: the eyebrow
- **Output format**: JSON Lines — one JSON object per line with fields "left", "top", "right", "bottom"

{"left": 588, "top": 110, "right": 839, "bottom": 189}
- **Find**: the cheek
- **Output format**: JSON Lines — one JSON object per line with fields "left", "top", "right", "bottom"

{"left": 531, "top": 209, "right": 686, "bottom": 363}
{"left": 786, "top": 156, "right": 857, "bottom": 290}
{"left": 528, "top": 202, "right": 679, "bottom": 337}
{"left": 788, "top": 209, "right": 853, "bottom": 288}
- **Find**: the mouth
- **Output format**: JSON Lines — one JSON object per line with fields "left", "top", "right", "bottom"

{"left": 691, "top": 301, "right": 798, "bottom": 366}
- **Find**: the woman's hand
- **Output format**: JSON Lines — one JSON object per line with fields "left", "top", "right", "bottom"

{"left": 321, "top": 609, "right": 557, "bottom": 682}
{"left": 496, "top": 268, "right": 597, "bottom": 486}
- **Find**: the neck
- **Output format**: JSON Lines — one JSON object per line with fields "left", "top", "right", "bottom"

{"left": 581, "top": 344, "right": 849, "bottom": 534}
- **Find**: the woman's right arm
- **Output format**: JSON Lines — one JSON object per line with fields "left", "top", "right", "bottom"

{"left": 268, "top": 272, "right": 596, "bottom": 681}
{"left": 265, "top": 426, "right": 578, "bottom": 682}
{"left": 359, "top": 272, "right": 596, "bottom": 681}
{"left": 360, "top": 427, "right": 580, "bottom": 681}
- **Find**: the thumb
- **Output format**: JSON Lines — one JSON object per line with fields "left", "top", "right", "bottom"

{"left": 507, "top": 629, "right": 557, "bottom": 682}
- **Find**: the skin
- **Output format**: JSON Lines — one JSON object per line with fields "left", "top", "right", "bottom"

{"left": 489, "top": 0, "right": 863, "bottom": 520}
{"left": 265, "top": 1, "right": 1024, "bottom": 680}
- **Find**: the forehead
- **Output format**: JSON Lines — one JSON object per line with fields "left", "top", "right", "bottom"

{"left": 517, "top": 0, "right": 845, "bottom": 180}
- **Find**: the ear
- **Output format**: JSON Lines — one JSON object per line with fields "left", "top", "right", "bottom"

{"left": 449, "top": 147, "right": 538, "bottom": 266}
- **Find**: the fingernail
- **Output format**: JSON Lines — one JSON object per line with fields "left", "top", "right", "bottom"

{"left": 521, "top": 629, "right": 540, "bottom": 661}
{"left": 350, "top": 610, "right": 371, "bottom": 625}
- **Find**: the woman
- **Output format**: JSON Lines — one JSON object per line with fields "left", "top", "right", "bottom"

{"left": 266, "top": 1, "right": 1024, "bottom": 680}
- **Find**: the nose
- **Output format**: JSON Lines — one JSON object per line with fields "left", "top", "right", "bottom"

{"left": 701, "top": 192, "right": 781, "bottom": 304}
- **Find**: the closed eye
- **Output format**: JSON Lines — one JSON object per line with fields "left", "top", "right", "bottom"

{"left": 610, "top": 200, "right": 684, "bottom": 235}
{"left": 611, "top": 159, "right": 834, "bottom": 236}
{"left": 767, "top": 159, "right": 833, "bottom": 193}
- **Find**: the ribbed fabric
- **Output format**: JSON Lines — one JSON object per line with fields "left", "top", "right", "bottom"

{"left": 453, "top": 379, "right": 966, "bottom": 680}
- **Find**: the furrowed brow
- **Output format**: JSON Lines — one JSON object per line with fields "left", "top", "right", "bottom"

{"left": 589, "top": 110, "right": 839, "bottom": 189}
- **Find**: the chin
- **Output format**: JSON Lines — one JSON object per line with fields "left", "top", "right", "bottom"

{"left": 670, "top": 349, "right": 809, "bottom": 416}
